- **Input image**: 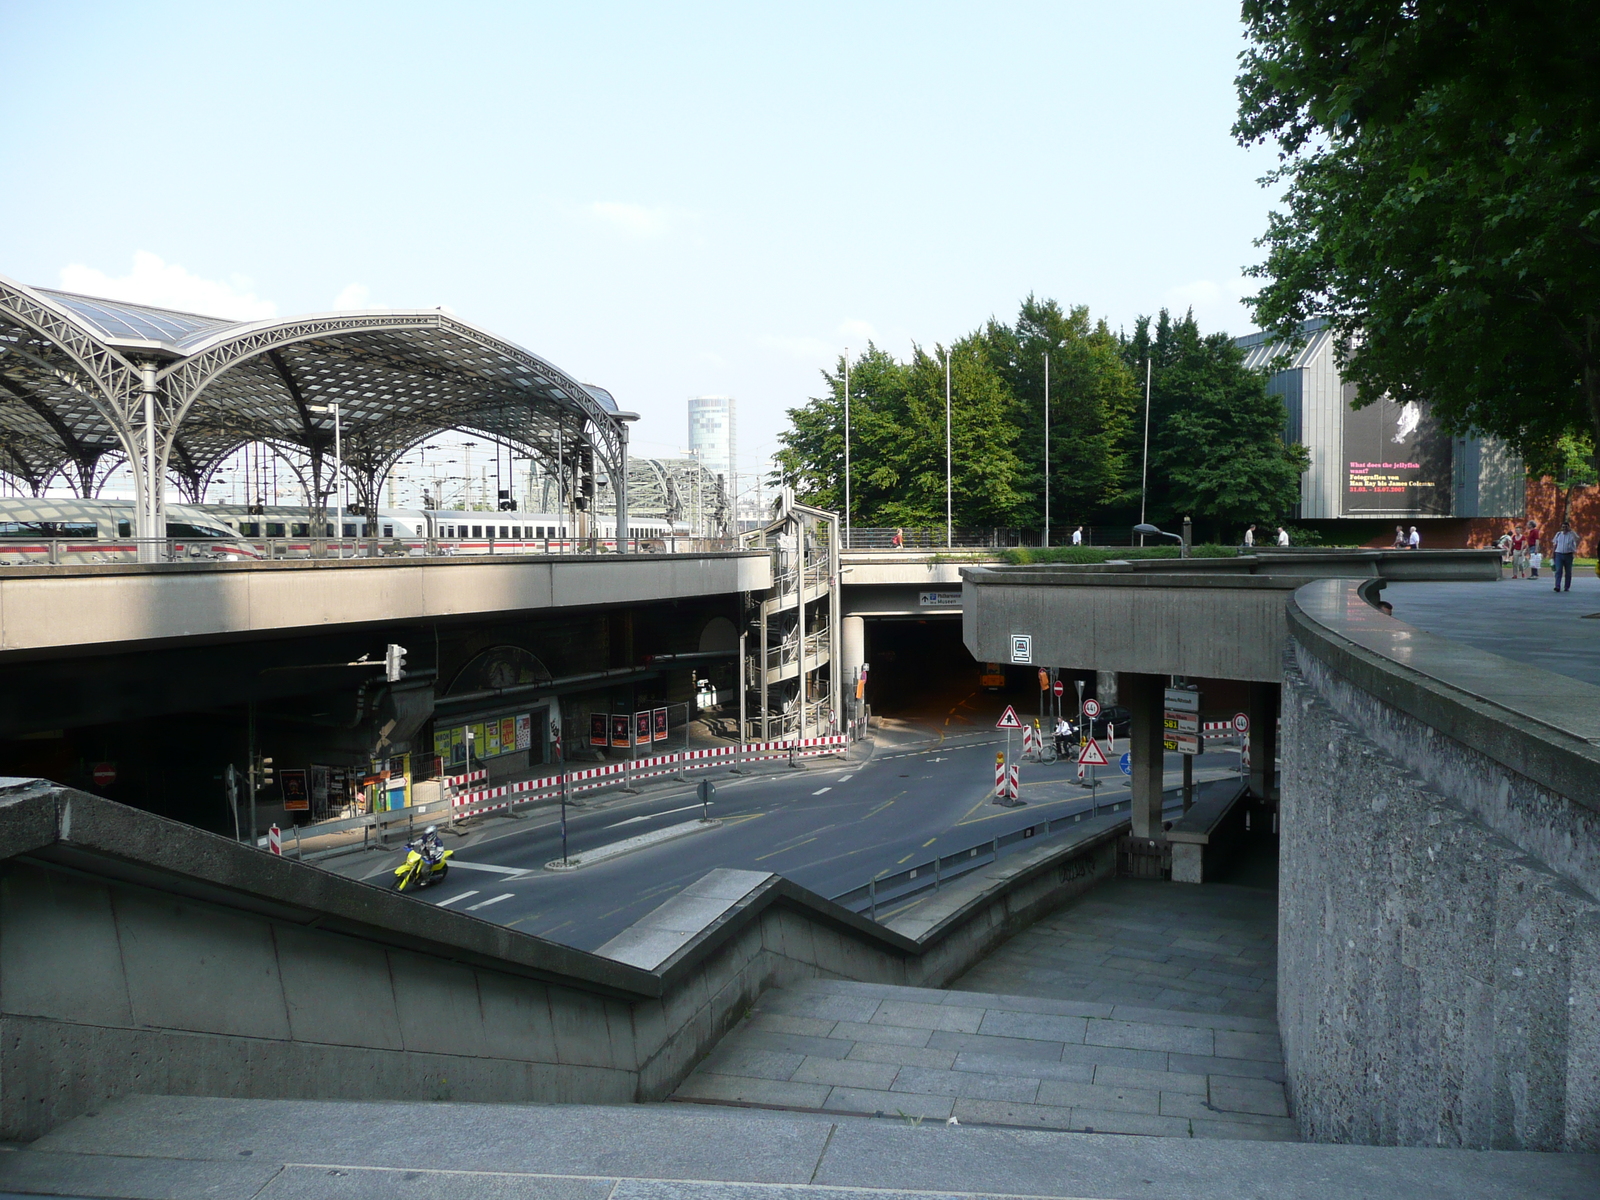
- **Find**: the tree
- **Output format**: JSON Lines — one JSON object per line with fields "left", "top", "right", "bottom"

{"left": 1235, "top": 2, "right": 1600, "bottom": 463}
{"left": 1525, "top": 432, "right": 1598, "bottom": 524}
{"left": 1120, "top": 310, "right": 1308, "bottom": 538}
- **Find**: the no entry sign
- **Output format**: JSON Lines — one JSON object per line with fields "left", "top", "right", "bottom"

{"left": 1053, "top": 681, "right": 1064, "bottom": 697}
{"left": 91, "top": 762, "right": 116, "bottom": 787}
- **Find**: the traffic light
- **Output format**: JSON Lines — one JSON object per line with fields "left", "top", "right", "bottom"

{"left": 385, "top": 643, "right": 408, "bottom": 682}
{"left": 260, "top": 756, "right": 274, "bottom": 789}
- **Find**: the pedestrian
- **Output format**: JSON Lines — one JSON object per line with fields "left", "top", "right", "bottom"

{"left": 1511, "top": 526, "right": 1527, "bottom": 578}
{"left": 1393, "top": 524, "right": 1406, "bottom": 549}
{"left": 1407, "top": 525, "right": 1421, "bottom": 550}
{"left": 1276, "top": 526, "right": 1289, "bottom": 546}
{"left": 1551, "top": 520, "right": 1578, "bottom": 592}
{"left": 1055, "top": 715, "right": 1071, "bottom": 758}
{"left": 1497, "top": 528, "right": 1513, "bottom": 568}
{"left": 891, "top": 527, "right": 903, "bottom": 549}
{"left": 1071, "top": 525, "right": 1083, "bottom": 546}
{"left": 1525, "top": 520, "right": 1541, "bottom": 578}
{"left": 1243, "top": 523, "right": 1256, "bottom": 549}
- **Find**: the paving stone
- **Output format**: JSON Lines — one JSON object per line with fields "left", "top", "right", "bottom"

{"left": 1092, "top": 1064, "right": 1207, "bottom": 1096}
{"left": 744, "top": 1012, "right": 838, "bottom": 1038}
{"left": 1108, "top": 1005, "right": 1277, "bottom": 1034}
{"left": 846, "top": 1042, "right": 958, "bottom": 1070}
{"left": 1084, "top": 1018, "right": 1213, "bottom": 1056}
{"left": 824, "top": 1087, "right": 954, "bottom": 1120}
{"left": 1190, "top": 1116, "right": 1300, "bottom": 1141}
{"left": 1167, "top": 1052, "right": 1287, "bottom": 1083}
{"left": 870, "top": 1001, "right": 985, "bottom": 1033}
{"left": 975, "top": 1010, "right": 1088, "bottom": 1045}
{"left": 953, "top": 1052, "right": 1094, "bottom": 1084}
{"left": 890, "top": 1066, "right": 1040, "bottom": 1104}
{"left": 673, "top": 1073, "right": 831, "bottom": 1108}
{"left": 1054, "top": 1042, "right": 1170, "bottom": 1073}
{"left": 697, "top": 1045, "right": 805, "bottom": 1081}
{"left": 826, "top": 1020, "right": 931, "bottom": 1048}
{"left": 1067, "top": 1107, "right": 1193, "bottom": 1137}
{"left": 1035, "top": 1079, "right": 1161, "bottom": 1115}
{"left": 735, "top": 1030, "right": 854, "bottom": 1061}
{"left": 949, "top": 1097, "right": 1078, "bottom": 1130}
{"left": 1214, "top": 1029, "right": 1283, "bottom": 1062}
{"left": 1158, "top": 1092, "right": 1294, "bottom": 1124}
{"left": 756, "top": 991, "right": 881, "bottom": 1023}
{"left": 938, "top": 989, "right": 1113, "bottom": 1019}
{"left": 1210, "top": 1074, "right": 1290, "bottom": 1117}
{"left": 790, "top": 1056, "right": 900, "bottom": 1091}
{"left": 924, "top": 1031, "right": 1066, "bottom": 1060}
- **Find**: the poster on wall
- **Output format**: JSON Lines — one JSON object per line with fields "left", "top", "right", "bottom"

{"left": 610, "top": 713, "right": 631, "bottom": 748}
{"left": 1342, "top": 388, "right": 1453, "bottom": 515}
{"left": 281, "top": 768, "right": 309, "bottom": 811}
{"left": 653, "top": 706, "right": 669, "bottom": 742}
{"left": 590, "top": 713, "right": 608, "bottom": 746}
{"left": 634, "top": 710, "right": 651, "bottom": 747}
{"left": 515, "top": 713, "right": 532, "bottom": 751}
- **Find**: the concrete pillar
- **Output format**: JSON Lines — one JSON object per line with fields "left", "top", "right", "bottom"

{"left": 841, "top": 616, "right": 865, "bottom": 683}
{"left": 1119, "top": 671, "right": 1165, "bottom": 839}
{"left": 1248, "top": 680, "right": 1280, "bottom": 802}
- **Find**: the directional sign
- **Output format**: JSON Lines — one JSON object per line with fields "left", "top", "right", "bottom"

{"left": 1233, "top": 712, "right": 1251, "bottom": 733}
{"left": 1078, "top": 738, "right": 1109, "bottom": 767}
{"left": 1082, "top": 698, "right": 1102, "bottom": 718}
{"left": 1010, "top": 634, "right": 1033, "bottom": 664}
{"left": 1053, "top": 680, "right": 1064, "bottom": 697}
{"left": 996, "top": 706, "right": 1024, "bottom": 730}
{"left": 1119, "top": 752, "right": 1132, "bottom": 776}
{"left": 1164, "top": 733, "right": 1201, "bottom": 755}
{"left": 1163, "top": 687, "right": 1200, "bottom": 713}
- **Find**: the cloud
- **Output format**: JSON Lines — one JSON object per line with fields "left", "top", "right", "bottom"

{"left": 58, "top": 251, "right": 276, "bottom": 320}
{"left": 757, "top": 334, "right": 834, "bottom": 360}
{"left": 332, "top": 283, "right": 372, "bottom": 310}
{"left": 589, "top": 201, "right": 669, "bottom": 238}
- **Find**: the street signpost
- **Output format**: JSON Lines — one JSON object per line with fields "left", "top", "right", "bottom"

{"left": 1119, "top": 751, "right": 1131, "bottom": 776}
{"left": 1234, "top": 713, "right": 1251, "bottom": 778}
{"left": 996, "top": 705, "right": 1023, "bottom": 799}
{"left": 1078, "top": 736, "right": 1108, "bottom": 813}
{"left": 1165, "top": 685, "right": 1201, "bottom": 811}
{"left": 1053, "top": 681, "right": 1064, "bottom": 696}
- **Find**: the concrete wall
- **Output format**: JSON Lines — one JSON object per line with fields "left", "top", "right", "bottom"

{"left": 0, "top": 552, "right": 771, "bottom": 658}
{"left": 1281, "top": 582, "right": 1600, "bottom": 1151}
{"left": 0, "top": 779, "right": 1120, "bottom": 1141}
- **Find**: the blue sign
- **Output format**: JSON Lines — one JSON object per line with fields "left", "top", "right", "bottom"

{"left": 1119, "top": 752, "right": 1132, "bottom": 777}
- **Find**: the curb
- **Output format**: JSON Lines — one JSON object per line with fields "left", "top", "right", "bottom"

{"left": 545, "top": 818, "right": 722, "bottom": 871}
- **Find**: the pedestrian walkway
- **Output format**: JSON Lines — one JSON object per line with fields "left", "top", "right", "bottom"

{"left": 672, "top": 870, "right": 1290, "bottom": 1140}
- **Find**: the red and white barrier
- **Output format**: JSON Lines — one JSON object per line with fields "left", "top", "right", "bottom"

{"left": 268, "top": 824, "right": 282, "bottom": 855}
{"left": 447, "top": 736, "right": 849, "bottom": 820}
{"left": 1008, "top": 762, "right": 1020, "bottom": 802}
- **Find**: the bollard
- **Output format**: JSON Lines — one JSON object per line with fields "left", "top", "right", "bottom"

{"left": 268, "top": 824, "right": 282, "bottom": 855}
{"left": 868, "top": 877, "right": 876, "bottom": 922}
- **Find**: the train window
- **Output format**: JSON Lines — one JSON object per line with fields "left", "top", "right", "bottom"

{"left": 291, "top": 523, "right": 309, "bottom": 537}
{"left": 0, "top": 520, "right": 98, "bottom": 539}
{"left": 239, "top": 523, "right": 260, "bottom": 537}
{"left": 118, "top": 520, "right": 131, "bottom": 537}
{"left": 499, "top": 526, "right": 508, "bottom": 538}
{"left": 343, "top": 524, "right": 357, "bottom": 537}
{"left": 472, "top": 525, "right": 482, "bottom": 538}
{"left": 266, "top": 523, "right": 286, "bottom": 537}
{"left": 383, "top": 524, "right": 394, "bottom": 537}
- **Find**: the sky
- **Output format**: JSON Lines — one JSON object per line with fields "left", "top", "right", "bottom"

{"left": 0, "top": 0, "right": 1276, "bottom": 494}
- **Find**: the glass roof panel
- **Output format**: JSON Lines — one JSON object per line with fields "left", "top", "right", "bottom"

{"left": 37, "top": 289, "right": 242, "bottom": 348}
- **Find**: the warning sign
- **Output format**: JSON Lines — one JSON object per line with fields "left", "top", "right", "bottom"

{"left": 1077, "top": 738, "right": 1109, "bottom": 767}
{"left": 995, "top": 706, "right": 1024, "bottom": 730}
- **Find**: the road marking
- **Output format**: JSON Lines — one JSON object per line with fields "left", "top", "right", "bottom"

{"left": 447, "top": 860, "right": 530, "bottom": 877}
{"left": 927, "top": 757, "right": 947, "bottom": 764}
{"left": 838, "top": 775, "right": 854, "bottom": 782}
{"left": 467, "top": 893, "right": 515, "bottom": 911}
{"left": 436, "top": 890, "right": 479, "bottom": 907}
{"left": 864, "top": 797, "right": 897, "bottom": 818}
{"left": 606, "top": 803, "right": 705, "bottom": 829}
{"left": 813, "top": 787, "right": 831, "bottom": 795}
{"left": 922, "top": 837, "right": 937, "bottom": 847}
{"left": 897, "top": 853, "right": 914, "bottom": 863}
{"left": 756, "top": 836, "right": 816, "bottom": 862}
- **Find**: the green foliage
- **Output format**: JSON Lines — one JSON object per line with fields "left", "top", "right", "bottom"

{"left": 1003, "top": 544, "right": 1239, "bottom": 565}
{"left": 1119, "top": 309, "right": 1309, "bottom": 538}
{"left": 1235, "top": 1, "right": 1600, "bottom": 456}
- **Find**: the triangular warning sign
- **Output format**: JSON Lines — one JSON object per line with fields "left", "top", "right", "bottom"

{"left": 1077, "top": 738, "right": 1110, "bottom": 767}
{"left": 995, "top": 706, "right": 1023, "bottom": 730}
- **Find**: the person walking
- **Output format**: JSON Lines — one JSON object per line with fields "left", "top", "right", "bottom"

{"left": 1276, "top": 526, "right": 1289, "bottom": 546}
{"left": 1511, "top": 526, "right": 1527, "bottom": 578}
{"left": 1525, "top": 520, "right": 1541, "bottom": 578}
{"left": 1071, "top": 526, "right": 1083, "bottom": 546}
{"left": 1497, "top": 528, "right": 1513, "bottom": 569}
{"left": 1243, "top": 523, "right": 1256, "bottom": 549}
{"left": 1408, "top": 525, "right": 1421, "bottom": 550}
{"left": 890, "top": 527, "right": 903, "bottom": 549}
{"left": 1393, "top": 524, "right": 1407, "bottom": 549}
{"left": 1552, "top": 520, "right": 1578, "bottom": 592}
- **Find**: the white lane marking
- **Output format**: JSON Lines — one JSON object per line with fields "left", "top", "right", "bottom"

{"left": 446, "top": 860, "right": 530, "bottom": 877}
{"left": 837, "top": 775, "right": 854, "bottom": 782}
{"left": 436, "top": 891, "right": 479, "bottom": 908}
{"left": 606, "top": 803, "right": 705, "bottom": 829}
{"left": 466, "top": 893, "right": 516, "bottom": 911}
{"left": 813, "top": 787, "right": 832, "bottom": 795}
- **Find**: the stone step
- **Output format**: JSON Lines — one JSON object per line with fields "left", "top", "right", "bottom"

{"left": 672, "top": 979, "right": 1294, "bottom": 1140}
{"left": 4, "top": 1093, "right": 1593, "bottom": 1200}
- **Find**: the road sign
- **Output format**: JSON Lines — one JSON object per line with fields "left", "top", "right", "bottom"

{"left": 996, "top": 706, "right": 1024, "bottom": 730}
{"left": 91, "top": 762, "right": 116, "bottom": 787}
{"left": 1233, "top": 712, "right": 1250, "bottom": 733}
{"left": 1053, "top": 680, "right": 1064, "bottom": 697}
{"left": 1119, "top": 752, "right": 1132, "bottom": 776}
{"left": 1010, "top": 634, "right": 1033, "bottom": 664}
{"left": 1163, "top": 687, "right": 1199, "bottom": 713}
{"left": 1164, "top": 733, "right": 1201, "bottom": 755}
{"left": 1082, "top": 698, "right": 1101, "bottom": 718}
{"left": 1078, "top": 738, "right": 1109, "bottom": 767}
{"left": 1164, "top": 711, "right": 1199, "bottom": 734}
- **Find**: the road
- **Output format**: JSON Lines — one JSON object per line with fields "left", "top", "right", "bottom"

{"left": 363, "top": 687, "right": 1247, "bottom": 951}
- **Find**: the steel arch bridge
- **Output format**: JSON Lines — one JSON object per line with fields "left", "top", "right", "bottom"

{"left": 0, "top": 274, "right": 636, "bottom": 558}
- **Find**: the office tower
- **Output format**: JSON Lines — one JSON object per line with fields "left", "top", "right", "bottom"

{"left": 688, "top": 395, "right": 736, "bottom": 488}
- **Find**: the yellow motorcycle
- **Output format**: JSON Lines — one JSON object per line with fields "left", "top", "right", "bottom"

{"left": 393, "top": 826, "right": 453, "bottom": 891}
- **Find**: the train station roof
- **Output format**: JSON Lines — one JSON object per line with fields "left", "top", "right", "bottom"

{"left": 0, "top": 274, "right": 630, "bottom": 502}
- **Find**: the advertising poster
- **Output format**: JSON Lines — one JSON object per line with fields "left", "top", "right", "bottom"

{"left": 653, "top": 706, "right": 669, "bottom": 742}
{"left": 502, "top": 717, "right": 517, "bottom": 750}
{"left": 515, "top": 713, "right": 532, "bottom": 751}
{"left": 1342, "top": 387, "right": 1453, "bottom": 515}
{"left": 451, "top": 726, "right": 465, "bottom": 765}
{"left": 590, "top": 713, "right": 609, "bottom": 747}
{"left": 610, "top": 713, "right": 632, "bottom": 748}
{"left": 635, "top": 710, "right": 651, "bottom": 747}
{"left": 281, "top": 768, "right": 310, "bottom": 811}
{"left": 485, "top": 721, "right": 502, "bottom": 756}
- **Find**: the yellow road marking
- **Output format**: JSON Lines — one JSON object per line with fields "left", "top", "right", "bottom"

{"left": 922, "top": 837, "right": 937, "bottom": 847}
{"left": 756, "top": 836, "right": 817, "bottom": 862}
{"left": 897, "top": 853, "right": 914, "bottom": 863}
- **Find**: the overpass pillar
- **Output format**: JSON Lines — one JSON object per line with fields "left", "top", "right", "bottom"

{"left": 1119, "top": 672, "right": 1165, "bottom": 839}
{"left": 841, "top": 616, "right": 864, "bottom": 691}
{"left": 1248, "top": 681, "right": 1279, "bottom": 802}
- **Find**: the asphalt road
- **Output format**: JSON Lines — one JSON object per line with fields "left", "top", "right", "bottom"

{"left": 363, "top": 687, "right": 1246, "bottom": 951}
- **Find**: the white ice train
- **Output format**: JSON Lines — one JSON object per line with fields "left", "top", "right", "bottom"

{"left": 0, "top": 497, "right": 675, "bottom": 564}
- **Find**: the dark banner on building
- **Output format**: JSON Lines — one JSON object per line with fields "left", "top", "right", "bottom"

{"left": 1342, "top": 387, "right": 1453, "bottom": 515}
{"left": 590, "top": 713, "right": 608, "bottom": 747}
{"left": 610, "top": 713, "right": 632, "bottom": 749}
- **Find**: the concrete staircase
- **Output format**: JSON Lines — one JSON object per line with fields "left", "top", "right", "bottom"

{"left": 2, "top": 1092, "right": 1593, "bottom": 1200}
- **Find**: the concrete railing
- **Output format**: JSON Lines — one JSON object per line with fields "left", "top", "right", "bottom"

{"left": 0, "top": 777, "right": 1123, "bottom": 1142}
{"left": 1282, "top": 578, "right": 1600, "bottom": 1152}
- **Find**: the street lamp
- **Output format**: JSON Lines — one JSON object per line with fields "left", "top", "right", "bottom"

{"left": 929, "top": 345, "right": 952, "bottom": 547}
{"left": 843, "top": 348, "right": 851, "bottom": 550}
{"left": 307, "top": 403, "right": 342, "bottom": 557}
{"left": 1133, "top": 522, "right": 1188, "bottom": 558}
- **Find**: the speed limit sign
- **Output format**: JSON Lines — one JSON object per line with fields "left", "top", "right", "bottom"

{"left": 1233, "top": 712, "right": 1250, "bottom": 733}
{"left": 1082, "top": 698, "right": 1102, "bottom": 718}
